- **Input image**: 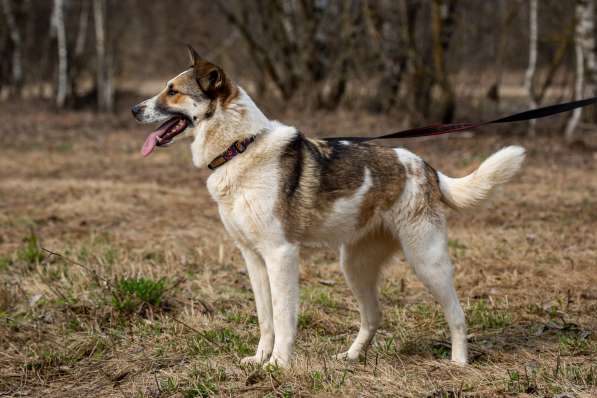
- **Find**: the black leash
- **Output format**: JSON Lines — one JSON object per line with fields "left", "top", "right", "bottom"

{"left": 326, "top": 96, "right": 597, "bottom": 142}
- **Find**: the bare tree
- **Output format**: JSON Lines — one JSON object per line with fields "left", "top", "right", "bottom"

{"left": 2, "top": 0, "right": 23, "bottom": 93}
{"left": 93, "top": 0, "right": 113, "bottom": 111}
{"left": 565, "top": 0, "right": 592, "bottom": 141}
{"left": 487, "top": 0, "right": 518, "bottom": 106}
{"left": 52, "top": 0, "right": 69, "bottom": 108}
{"left": 216, "top": 1, "right": 357, "bottom": 109}
{"left": 431, "top": 0, "right": 457, "bottom": 122}
{"left": 524, "top": 0, "right": 538, "bottom": 136}
{"left": 69, "top": 0, "right": 90, "bottom": 100}
{"left": 366, "top": 1, "right": 407, "bottom": 112}
{"left": 578, "top": 0, "right": 597, "bottom": 123}
{"left": 399, "top": 0, "right": 434, "bottom": 120}
{"left": 75, "top": 0, "right": 89, "bottom": 57}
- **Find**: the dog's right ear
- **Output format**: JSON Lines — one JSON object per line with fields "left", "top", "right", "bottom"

{"left": 187, "top": 44, "right": 201, "bottom": 66}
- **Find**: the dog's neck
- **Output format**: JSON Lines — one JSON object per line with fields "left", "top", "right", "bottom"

{"left": 190, "top": 87, "right": 270, "bottom": 169}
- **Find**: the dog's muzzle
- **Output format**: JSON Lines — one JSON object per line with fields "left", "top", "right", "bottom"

{"left": 131, "top": 104, "right": 145, "bottom": 120}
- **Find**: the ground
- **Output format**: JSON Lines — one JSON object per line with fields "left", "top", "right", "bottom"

{"left": 0, "top": 100, "right": 596, "bottom": 397}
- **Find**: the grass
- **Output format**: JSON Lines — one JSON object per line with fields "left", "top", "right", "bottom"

{"left": 0, "top": 107, "right": 596, "bottom": 396}
{"left": 467, "top": 299, "right": 512, "bottom": 331}
{"left": 111, "top": 276, "right": 167, "bottom": 313}
{"left": 17, "top": 230, "right": 44, "bottom": 265}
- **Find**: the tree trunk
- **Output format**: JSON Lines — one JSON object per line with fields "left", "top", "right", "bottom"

{"left": 369, "top": 1, "right": 406, "bottom": 112}
{"left": 524, "top": 0, "right": 538, "bottom": 136}
{"left": 71, "top": 0, "right": 90, "bottom": 100}
{"left": 400, "top": 0, "right": 433, "bottom": 121}
{"left": 579, "top": 0, "right": 597, "bottom": 121}
{"left": 487, "top": 0, "right": 518, "bottom": 105}
{"left": 565, "top": 0, "right": 590, "bottom": 141}
{"left": 431, "top": 0, "right": 457, "bottom": 123}
{"left": 2, "top": 0, "right": 23, "bottom": 93}
{"left": 53, "top": 0, "right": 69, "bottom": 108}
{"left": 75, "top": 0, "right": 89, "bottom": 57}
{"left": 94, "top": 0, "right": 113, "bottom": 112}
{"left": 536, "top": 22, "right": 574, "bottom": 103}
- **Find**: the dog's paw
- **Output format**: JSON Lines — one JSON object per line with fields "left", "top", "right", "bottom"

{"left": 335, "top": 350, "right": 360, "bottom": 361}
{"left": 451, "top": 356, "right": 468, "bottom": 366}
{"left": 240, "top": 355, "right": 268, "bottom": 365}
{"left": 264, "top": 355, "right": 289, "bottom": 369}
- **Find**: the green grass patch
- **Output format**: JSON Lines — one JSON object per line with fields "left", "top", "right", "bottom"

{"left": 111, "top": 277, "right": 167, "bottom": 313}
{"left": 448, "top": 239, "right": 467, "bottom": 257}
{"left": 25, "top": 349, "right": 78, "bottom": 373}
{"left": 0, "top": 256, "right": 11, "bottom": 271}
{"left": 17, "top": 231, "right": 44, "bottom": 265}
{"left": 559, "top": 333, "right": 591, "bottom": 355}
{"left": 187, "top": 328, "right": 255, "bottom": 357}
{"left": 224, "top": 310, "right": 257, "bottom": 325}
{"left": 183, "top": 366, "right": 227, "bottom": 398}
{"left": 303, "top": 288, "right": 337, "bottom": 309}
{"left": 467, "top": 300, "right": 512, "bottom": 331}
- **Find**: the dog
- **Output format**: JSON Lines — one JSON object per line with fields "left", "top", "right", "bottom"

{"left": 131, "top": 46, "right": 525, "bottom": 367}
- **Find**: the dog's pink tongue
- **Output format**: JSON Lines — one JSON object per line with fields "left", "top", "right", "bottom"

{"left": 141, "top": 132, "right": 160, "bottom": 157}
{"left": 141, "top": 120, "right": 176, "bottom": 157}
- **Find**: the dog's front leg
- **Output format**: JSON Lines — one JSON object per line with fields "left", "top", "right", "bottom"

{"left": 262, "top": 244, "right": 300, "bottom": 368}
{"left": 239, "top": 246, "right": 274, "bottom": 364}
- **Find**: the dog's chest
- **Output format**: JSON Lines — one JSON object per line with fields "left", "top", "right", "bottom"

{"left": 207, "top": 166, "right": 283, "bottom": 246}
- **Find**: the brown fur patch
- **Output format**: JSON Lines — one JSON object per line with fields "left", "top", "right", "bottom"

{"left": 276, "top": 135, "right": 407, "bottom": 242}
{"left": 192, "top": 59, "right": 237, "bottom": 106}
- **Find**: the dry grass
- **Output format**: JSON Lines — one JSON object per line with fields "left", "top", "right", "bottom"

{"left": 0, "top": 102, "right": 596, "bottom": 397}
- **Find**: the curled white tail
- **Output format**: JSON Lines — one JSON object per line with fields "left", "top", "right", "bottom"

{"left": 438, "top": 146, "right": 526, "bottom": 208}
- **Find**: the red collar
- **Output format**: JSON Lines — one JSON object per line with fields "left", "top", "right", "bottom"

{"left": 207, "top": 136, "right": 255, "bottom": 170}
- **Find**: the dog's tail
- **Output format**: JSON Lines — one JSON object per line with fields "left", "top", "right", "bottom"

{"left": 437, "top": 146, "right": 526, "bottom": 209}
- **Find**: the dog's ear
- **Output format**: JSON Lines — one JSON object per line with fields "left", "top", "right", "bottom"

{"left": 197, "top": 67, "right": 223, "bottom": 95}
{"left": 187, "top": 44, "right": 201, "bottom": 66}
{"left": 186, "top": 45, "right": 231, "bottom": 99}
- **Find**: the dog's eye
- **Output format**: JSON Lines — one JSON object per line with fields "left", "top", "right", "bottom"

{"left": 167, "top": 89, "right": 177, "bottom": 96}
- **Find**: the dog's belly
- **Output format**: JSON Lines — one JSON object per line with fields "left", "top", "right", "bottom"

{"left": 301, "top": 204, "right": 383, "bottom": 246}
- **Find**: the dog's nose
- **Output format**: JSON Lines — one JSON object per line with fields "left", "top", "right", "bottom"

{"left": 131, "top": 104, "right": 144, "bottom": 118}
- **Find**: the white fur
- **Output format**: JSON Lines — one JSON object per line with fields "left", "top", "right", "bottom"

{"left": 319, "top": 167, "right": 373, "bottom": 243}
{"left": 394, "top": 148, "right": 426, "bottom": 215}
{"left": 438, "top": 146, "right": 526, "bottom": 208}
{"left": 192, "top": 87, "right": 271, "bottom": 168}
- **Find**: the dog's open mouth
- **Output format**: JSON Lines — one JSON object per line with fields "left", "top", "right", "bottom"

{"left": 141, "top": 116, "right": 190, "bottom": 157}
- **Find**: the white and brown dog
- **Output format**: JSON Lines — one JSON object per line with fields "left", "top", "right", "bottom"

{"left": 132, "top": 47, "right": 525, "bottom": 367}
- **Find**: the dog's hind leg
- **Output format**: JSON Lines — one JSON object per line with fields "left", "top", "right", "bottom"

{"left": 399, "top": 219, "right": 468, "bottom": 364}
{"left": 239, "top": 246, "right": 274, "bottom": 364}
{"left": 337, "top": 229, "right": 397, "bottom": 361}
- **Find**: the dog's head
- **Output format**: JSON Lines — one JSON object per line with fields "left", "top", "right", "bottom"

{"left": 131, "top": 46, "right": 238, "bottom": 157}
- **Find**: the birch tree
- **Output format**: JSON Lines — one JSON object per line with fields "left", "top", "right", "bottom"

{"left": 524, "top": 0, "right": 538, "bottom": 136}
{"left": 52, "top": 0, "right": 69, "bottom": 108}
{"left": 565, "top": 0, "right": 593, "bottom": 141}
{"left": 1, "top": 0, "right": 23, "bottom": 93}
{"left": 582, "top": 0, "right": 597, "bottom": 99}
